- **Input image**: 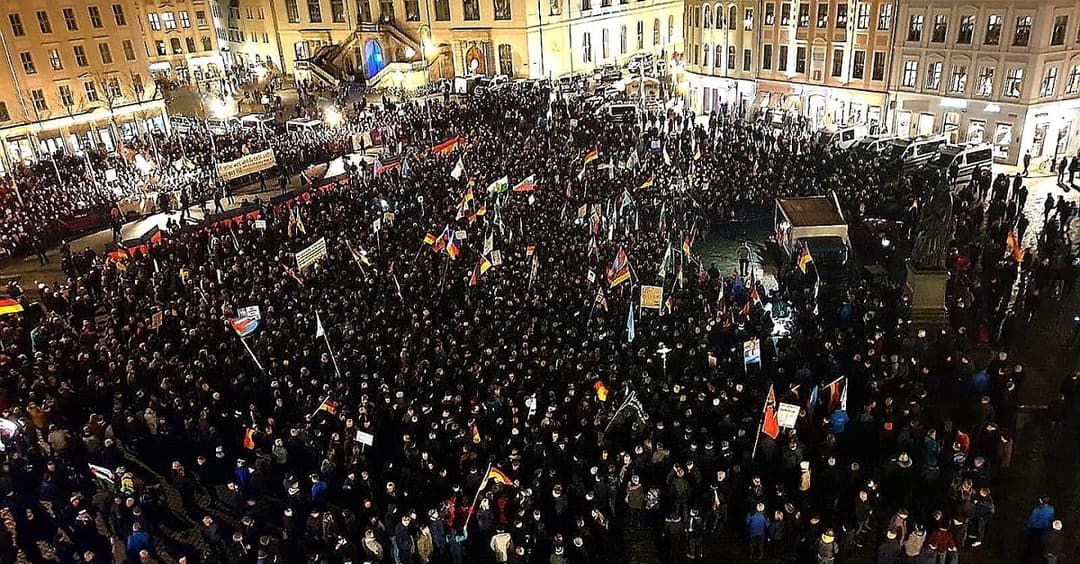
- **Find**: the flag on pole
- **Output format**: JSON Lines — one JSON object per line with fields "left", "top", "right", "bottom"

{"left": 626, "top": 303, "right": 636, "bottom": 342}
{"left": 424, "top": 232, "right": 437, "bottom": 246}
{"left": 230, "top": 316, "right": 259, "bottom": 338}
{"left": 432, "top": 226, "right": 451, "bottom": 253}
{"left": 486, "top": 175, "right": 510, "bottom": 194}
{"left": 826, "top": 377, "right": 846, "bottom": 412}
{"left": 595, "top": 288, "right": 608, "bottom": 311}
{"left": 682, "top": 234, "right": 694, "bottom": 258}
{"left": 315, "top": 311, "right": 326, "bottom": 338}
{"left": 479, "top": 255, "right": 492, "bottom": 275}
{"left": 446, "top": 230, "right": 460, "bottom": 260}
{"left": 607, "top": 248, "right": 631, "bottom": 288}
{"left": 798, "top": 244, "right": 813, "bottom": 273}
{"left": 242, "top": 427, "right": 256, "bottom": 450}
{"left": 451, "top": 157, "right": 466, "bottom": 179}
{"left": 658, "top": 244, "right": 673, "bottom": 278}
{"left": 471, "top": 425, "right": 481, "bottom": 444}
{"left": 433, "top": 135, "right": 461, "bottom": 155}
{"left": 762, "top": 385, "right": 780, "bottom": 439}
{"left": 583, "top": 149, "right": 599, "bottom": 165}
{"left": 317, "top": 397, "right": 337, "bottom": 415}
{"left": 0, "top": 298, "right": 24, "bottom": 316}
{"left": 512, "top": 174, "right": 536, "bottom": 192}
{"left": 638, "top": 176, "right": 654, "bottom": 191}
{"left": 486, "top": 466, "right": 512, "bottom": 485}
{"left": 594, "top": 381, "right": 609, "bottom": 401}
{"left": 88, "top": 463, "right": 116, "bottom": 489}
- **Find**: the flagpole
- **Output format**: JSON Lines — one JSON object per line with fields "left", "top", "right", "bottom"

{"left": 239, "top": 336, "right": 265, "bottom": 373}
{"left": 464, "top": 461, "right": 493, "bottom": 530}
{"left": 319, "top": 314, "right": 343, "bottom": 379}
{"left": 438, "top": 254, "right": 450, "bottom": 295}
{"left": 750, "top": 385, "right": 772, "bottom": 460}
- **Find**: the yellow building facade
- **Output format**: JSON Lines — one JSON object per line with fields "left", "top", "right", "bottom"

{"left": 0, "top": 0, "right": 168, "bottom": 165}
{"left": 216, "top": 0, "right": 683, "bottom": 81}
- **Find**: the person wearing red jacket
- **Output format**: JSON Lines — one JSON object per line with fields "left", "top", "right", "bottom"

{"left": 927, "top": 525, "right": 957, "bottom": 564}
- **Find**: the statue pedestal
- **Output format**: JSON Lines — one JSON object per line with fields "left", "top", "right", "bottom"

{"left": 906, "top": 262, "right": 948, "bottom": 326}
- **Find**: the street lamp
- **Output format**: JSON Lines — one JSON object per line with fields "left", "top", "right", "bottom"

{"left": 324, "top": 106, "right": 342, "bottom": 127}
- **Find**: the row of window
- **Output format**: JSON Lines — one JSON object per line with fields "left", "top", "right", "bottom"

{"left": 18, "top": 41, "right": 137, "bottom": 74}
{"left": 149, "top": 36, "right": 216, "bottom": 57}
{"left": 283, "top": 0, "right": 350, "bottom": 24}
{"left": 900, "top": 60, "right": 1080, "bottom": 99}
{"left": 691, "top": 42, "right": 888, "bottom": 82}
{"left": 694, "top": 5, "right": 753, "bottom": 31}
{"left": 906, "top": 13, "right": 1073, "bottom": 48}
{"left": 779, "top": 1, "right": 886, "bottom": 31}
{"left": 8, "top": 5, "right": 126, "bottom": 36}
{"left": 581, "top": 18, "right": 672, "bottom": 62}
{"left": 145, "top": 10, "right": 209, "bottom": 32}
{"left": 690, "top": 43, "right": 752, "bottom": 72}
{"left": 227, "top": 29, "right": 272, "bottom": 45}
{"left": 0, "top": 73, "right": 145, "bottom": 119}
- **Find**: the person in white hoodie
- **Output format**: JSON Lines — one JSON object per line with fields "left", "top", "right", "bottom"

{"left": 490, "top": 527, "right": 513, "bottom": 563}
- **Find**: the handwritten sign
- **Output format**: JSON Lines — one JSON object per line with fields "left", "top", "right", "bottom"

{"left": 639, "top": 285, "right": 663, "bottom": 309}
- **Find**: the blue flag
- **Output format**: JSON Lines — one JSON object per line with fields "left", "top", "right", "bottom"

{"left": 807, "top": 384, "right": 818, "bottom": 421}
{"left": 626, "top": 304, "right": 635, "bottom": 343}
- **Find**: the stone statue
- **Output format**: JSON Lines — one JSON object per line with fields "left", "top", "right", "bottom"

{"left": 911, "top": 182, "right": 954, "bottom": 269}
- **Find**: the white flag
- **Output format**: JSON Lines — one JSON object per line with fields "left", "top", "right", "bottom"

{"left": 315, "top": 311, "right": 325, "bottom": 338}
{"left": 451, "top": 157, "right": 465, "bottom": 180}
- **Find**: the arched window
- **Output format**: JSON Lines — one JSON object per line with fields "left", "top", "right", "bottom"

{"left": 653, "top": 18, "right": 661, "bottom": 45}
{"left": 714, "top": 44, "right": 722, "bottom": 68}
{"left": 636, "top": 20, "right": 644, "bottom": 49}
{"left": 703, "top": 43, "right": 710, "bottom": 66}
{"left": 714, "top": 4, "right": 723, "bottom": 28}
{"left": 728, "top": 5, "right": 736, "bottom": 29}
{"left": 727, "top": 45, "right": 735, "bottom": 69}
{"left": 668, "top": 15, "right": 674, "bottom": 42}
{"left": 702, "top": 5, "right": 711, "bottom": 28}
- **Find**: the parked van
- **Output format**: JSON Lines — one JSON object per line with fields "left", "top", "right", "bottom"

{"left": 880, "top": 135, "right": 947, "bottom": 172}
{"left": 205, "top": 117, "right": 239, "bottom": 135}
{"left": 239, "top": 114, "right": 276, "bottom": 135}
{"left": 927, "top": 143, "right": 993, "bottom": 184}
{"left": 816, "top": 125, "right": 867, "bottom": 152}
{"left": 605, "top": 103, "right": 638, "bottom": 124}
{"left": 852, "top": 134, "right": 897, "bottom": 157}
{"left": 285, "top": 118, "right": 323, "bottom": 133}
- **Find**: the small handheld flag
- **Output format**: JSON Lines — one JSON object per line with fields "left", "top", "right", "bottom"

{"left": 230, "top": 316, "right": 259, "bottom": 338}
{"left": 626, "top": 304, "right": 635, "bottom": 343}
{"left": 798, "top": 244, "right": 813, "bottom": 273}
{"left": 512, "top": 174, "right": 536, "bottom": 192}
{"left": 583, "top": 149, "right": 599, "bottom": 165}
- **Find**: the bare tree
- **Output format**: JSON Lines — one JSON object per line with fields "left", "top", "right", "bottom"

{"left": 91, "top": 71, "right": 123, "bottom": 144}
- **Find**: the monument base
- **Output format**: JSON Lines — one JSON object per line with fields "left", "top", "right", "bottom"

{"left": 905, "top": 262, "right": 949, "bottom": 326}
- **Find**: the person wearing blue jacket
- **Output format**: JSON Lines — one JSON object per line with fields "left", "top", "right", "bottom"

{"left": 1025, "top": 496, "right": 1055, "bottom": 558}
{"left": 125, "top": 522, "right": 153, "bottom": 563}
{"left": 746, "top": 502, "right": 770, "bottom": 560}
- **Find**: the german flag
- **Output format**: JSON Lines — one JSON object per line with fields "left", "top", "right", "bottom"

{"left": 479, "top": 255, "right": 492, "bottom": 275}
{"left": 638, "top": 176, "right": 654, "bottom": 191}
{"left": 433, "top": 135, "right": 461, "bottom": 155}
{"left": 798, "top": 245, "right": 813, "bottom": 273}
{"left": 317, "top": 397, "right": 337, "bottom": 415}
{"left": 487, "top": 466, "right": 511, "bottom": 485}
{"left": 682, "top": 234, "right": 694, "bottom": 257}
{"left": 423, "top": 232, "right": 437, "bottom": 245}
{"left": 526, "top": 244, "right": 535, "bottom": 257}
{"left": 593, "top": 380, "right": 609, "bottom": 402}
{"left": 583, "top": 149, "right": 599, "bottom": 165}
{"left": 471, "top": 425, "right": 481, "bottom": 444}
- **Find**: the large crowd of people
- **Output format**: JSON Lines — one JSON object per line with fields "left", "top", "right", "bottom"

{"left": 0, "top": 80, "right": 1074, "bottom": 564}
